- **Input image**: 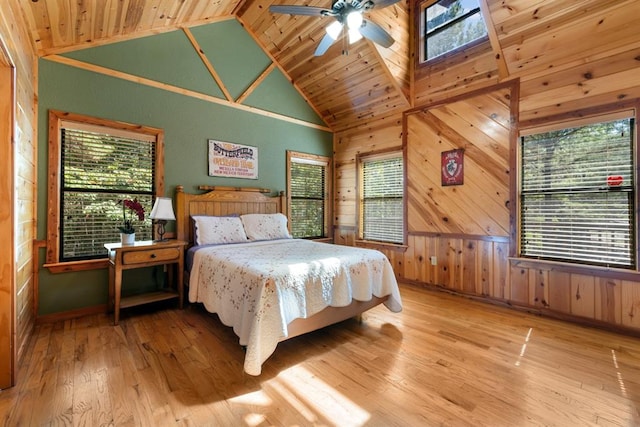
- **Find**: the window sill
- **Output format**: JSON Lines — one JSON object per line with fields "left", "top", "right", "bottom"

{"left": 355, "top": 240, "right": 408, "bottom": 252}
{"left": 509, "top": 257, "right": 640, "bottom": 281}
{"left": 44, "top": 258, "right": 109, "bottom": 274}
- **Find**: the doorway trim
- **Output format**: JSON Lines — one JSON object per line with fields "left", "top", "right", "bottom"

{"left": 0, "top": 33, "right": 16, "bottom": 389}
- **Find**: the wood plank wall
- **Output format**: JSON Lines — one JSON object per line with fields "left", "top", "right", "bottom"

{"left": 0, "top": 0, "right": 38, "bottom": 386}
{"left": 0, "top": 32, "right": 13, "bottom": 390}
{"left": 495, "top": 0, "right": 640, "bottom": 124}
{"left": 399, "top": 83, "right": 514, "bottom": 305}
{"left": 413, "top": 41, "right": 499, "bottom": 107}
{"left": 334, "top": 113, "right": 404, "bottom": 230}
{"left": 405, "top": 86, "right": 512, "bottom": 237}
{"left": 334, "top": 0, "right": 640, "bottom": 334}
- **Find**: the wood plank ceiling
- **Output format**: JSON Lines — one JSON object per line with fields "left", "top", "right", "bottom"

{"left": 18, "top": 0, "right": 411, "bottom": 132}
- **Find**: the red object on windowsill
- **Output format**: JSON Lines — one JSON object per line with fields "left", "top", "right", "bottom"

{"left": 607, "top": 175, "right": 624, "bottom": 187}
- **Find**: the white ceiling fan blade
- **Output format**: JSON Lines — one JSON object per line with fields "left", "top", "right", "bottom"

{"left": 315, "top": 33, "right": 337, "bottom": 56}
{"left": 369, "top": 0, "right": 401, "bottom": 9}
{"left": 269, "top": 5, "right": 332, "bottom": 16}
{"left": 359, "top": 19, "right": 394, "bottom": 48}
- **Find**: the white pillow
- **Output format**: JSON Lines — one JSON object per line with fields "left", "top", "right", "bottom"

{"left": 192, "top": 215, "right": 248, "bottom": 245}
{"left": 240, "top": 213, "right": 292, "bottom": 241}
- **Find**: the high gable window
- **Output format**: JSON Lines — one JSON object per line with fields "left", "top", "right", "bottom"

{"left": 520, "top": 114, "right": 635, "bottom": 268}
{"left": 46, "top": 110, "right": 164, "bottom": 269}
{"left": 358, "top": 150, "right": 404, "bottom": 244}
{"left": 287, "top": 151, "right": 332, "bottom": 239}
{"left": 421, "top": 0, "right": 488, "bottom": 62}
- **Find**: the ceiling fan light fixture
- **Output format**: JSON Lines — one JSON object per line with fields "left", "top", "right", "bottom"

{"left": 348, "top": 27, "right": 363, "bottom": 44}
{"left": 270, "top": 0, "right": 400, "bottom": 56}
{"left": 326, "top": 20, "right": 343, "bottom": 40}
{"left": 346, "top": 11, "right": 363, "bottom": 29}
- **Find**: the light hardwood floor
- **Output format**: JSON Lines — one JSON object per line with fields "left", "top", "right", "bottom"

{"left": 1, "top": 284, "right": 639, "bottom": 426}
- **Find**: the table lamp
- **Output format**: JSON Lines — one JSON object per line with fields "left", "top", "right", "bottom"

{"left": 149, "top": 197, "right": 175, "bottom": 242}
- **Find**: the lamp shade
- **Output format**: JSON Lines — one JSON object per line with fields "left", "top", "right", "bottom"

{"left": 149, "top": 197, "right": 176, "bottom": 221}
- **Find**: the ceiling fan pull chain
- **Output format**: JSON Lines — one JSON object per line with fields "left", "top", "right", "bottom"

{"left": 342, "top": 26, "right": 349, "bottom": 55}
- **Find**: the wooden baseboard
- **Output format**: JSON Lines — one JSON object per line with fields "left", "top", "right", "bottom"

{"left": 36, "top": 304, "right": 107, "bottom": 324}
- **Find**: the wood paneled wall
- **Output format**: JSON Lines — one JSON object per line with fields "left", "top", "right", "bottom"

{"left": 334, "top": 113, "right": 404, "bottom": 229}
{"left": 413, "top": 41, "right": 500, "bottom": 108}
{"left": 396, "top": 235, "right": 510, "bottom": 298}
{"left": 334, "top": 0, "right": 640, "bottom": 334}
{"left": 335, "top": 83, "right": 517, "bottom": 314}
{"left": 0, "top": 0, "right": 38, "bottom": 386}
{"left": 405, "top": 85, "right": 513, "bottom": 236}
{"left": 507, "top": 261, "right": 640, "bottom": 331}
{"left": 0, "top": 34, "right": 13, "bottom": 390}
{"left": 488, "top": 0, "right": 640, "bottom": 126}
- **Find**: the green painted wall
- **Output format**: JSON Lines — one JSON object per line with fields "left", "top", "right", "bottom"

{"left": 37, "top": 20, "right": 332, "bottom": 316}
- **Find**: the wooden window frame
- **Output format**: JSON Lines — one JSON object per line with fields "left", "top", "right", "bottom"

{"left": 45, "top": 110, "right": 165, "bottom": 273}
{"left": 286, "top": 150, "right": 332, "bottom": 240}
{"left": 416, "top": 0, "right": 489, "bottom": 65}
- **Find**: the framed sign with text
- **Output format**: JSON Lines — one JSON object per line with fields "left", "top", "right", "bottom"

{"left": 441, "top": 148, "right": 464, "bottom": 186}
{"left": 208, "top": 140, "right": 258, "bottom": 179}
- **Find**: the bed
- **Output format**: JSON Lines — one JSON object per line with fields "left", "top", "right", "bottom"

{"left": 175, "top": 185, "right": 402, "bottom": 375}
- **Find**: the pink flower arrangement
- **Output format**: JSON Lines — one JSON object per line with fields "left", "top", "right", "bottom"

{"left": 117, "top": 198, "right": 145, "bottom": 234}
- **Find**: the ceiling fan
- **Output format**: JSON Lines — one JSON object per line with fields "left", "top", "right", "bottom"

{"left": 269, "top": 0, "right": 400, "bottom": 56}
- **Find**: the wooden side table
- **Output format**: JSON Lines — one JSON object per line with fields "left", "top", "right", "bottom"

{"left": 104, "top": 239, "right": 187, "bottom": 325}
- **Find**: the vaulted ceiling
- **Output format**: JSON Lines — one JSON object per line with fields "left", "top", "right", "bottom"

{"left": 18, "top": 0, "right": 411, "bottom": 132}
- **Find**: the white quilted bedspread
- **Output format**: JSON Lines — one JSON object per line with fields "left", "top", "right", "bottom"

{"left": 189, "top": 239, "right": 402, "bottom": 375}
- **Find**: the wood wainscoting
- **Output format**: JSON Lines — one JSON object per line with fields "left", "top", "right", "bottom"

{"left": 339, "top": 224, "right": 640, "bottom": 336}
{"left": 508, "top": 259, "right": 640, "bottom": 332}
{"left": 340, "top": 229, "right": 511, "bottom": 303}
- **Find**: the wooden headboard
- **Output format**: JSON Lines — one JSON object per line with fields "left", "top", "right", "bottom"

{"left": 175, "top": 185, "right": 286, "bottom": 245}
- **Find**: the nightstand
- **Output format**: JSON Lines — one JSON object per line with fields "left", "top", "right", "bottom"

{"left": 104, "top": 239, "right": 187, "bottom": 325}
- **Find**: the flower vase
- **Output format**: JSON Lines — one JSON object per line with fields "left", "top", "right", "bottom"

{"left": 120, "top": 232, "right": 135, "bottom": 245}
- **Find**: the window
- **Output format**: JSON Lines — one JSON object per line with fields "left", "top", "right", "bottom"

{"left": 287, "top": 151, "right": 332, "bottom": 239}
{"left": 520, "top": 114, "right": 635, "bottom": 268}
{"left": 358, "top": 151, "right": 404, "bottom": 244}
{"left": 421, "top": 0, "right": 488, "bottom": 62}
{"left": 46, "top": 111, "right": 164, "bottom": 267}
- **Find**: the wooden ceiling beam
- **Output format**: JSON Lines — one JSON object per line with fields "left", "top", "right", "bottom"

{"left": 478, "top": 0, "right": 509, "bottom": 80}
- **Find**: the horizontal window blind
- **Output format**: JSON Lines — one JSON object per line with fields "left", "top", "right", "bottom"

{"left": 63, "top": 130, "right": 154, "bottom": 192}
{"left": 520, "top": 118, "right": 634, "bottom": 267}
{"left": 61, "top": 127, "right": 155, "bottom": 261}
{"left": 290, "top": 161, "right": 326, "bottom": 238}
{"left": 362, "top": 155, "right": 403, "bottom": 244}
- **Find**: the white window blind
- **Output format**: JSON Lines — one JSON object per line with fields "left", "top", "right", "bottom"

{"left": 61, "top": 127, "right": 155, "bottom": 261}
{"left": 362, "top": 154, "right": 404, "bottom": 244}
{"left": 520, "top": 117, "right": 635, "bottom": 268}
{"left": 290, "top": 160, "right": 326, "bottom": 238}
